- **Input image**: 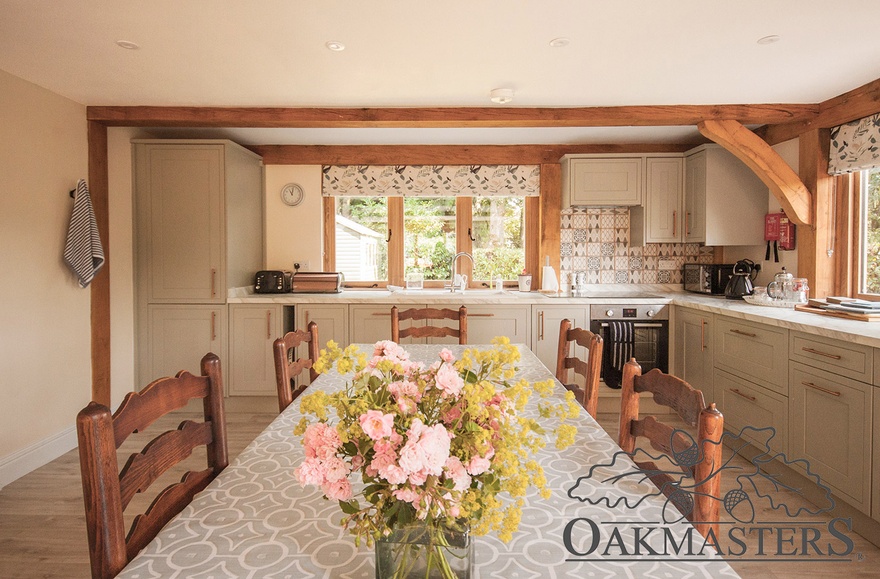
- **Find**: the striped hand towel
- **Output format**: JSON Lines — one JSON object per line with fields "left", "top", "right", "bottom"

{"left": 609, "top": 320, "right": 634, "bottom": 372}
{"left": 63, "top": 179, "right": 105, "bottom": 288}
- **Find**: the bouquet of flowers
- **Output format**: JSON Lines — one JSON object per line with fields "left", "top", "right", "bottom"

{"left": 294, "top": 337, "right": 580, "bottom": 578}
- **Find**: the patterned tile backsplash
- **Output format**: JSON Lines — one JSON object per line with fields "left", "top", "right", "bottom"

{"left": 559, "top": 207, "right": 716, "bottom": 285}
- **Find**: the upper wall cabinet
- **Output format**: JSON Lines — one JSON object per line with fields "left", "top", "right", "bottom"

{"left": 134, "top": 140, "right": 264, "bottom": 302}
{"left": 683, "top": 144, "right": 768, "bottom": 246}
{"left": 561, "top": 155, "right": 642, "bottom": 206}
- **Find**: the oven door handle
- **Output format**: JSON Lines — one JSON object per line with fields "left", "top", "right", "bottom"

{"left": 598, "top": 322, "right": 665, "bottom": 329}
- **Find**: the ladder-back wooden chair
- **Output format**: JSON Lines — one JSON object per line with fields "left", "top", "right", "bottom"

{"left": 555, "top": 319, "right": 604, "bottom": 418}
{"left": 273, "top": 321, "right": 319, "bottom": 412}
{"left": 76, "top": 353, "right": 228, "bottom": 579}
{"left": 618, "top": 358, "right": 724, "bottom": 539}
{"left": 391, "top": 305, "right": 468, "bottom": 344}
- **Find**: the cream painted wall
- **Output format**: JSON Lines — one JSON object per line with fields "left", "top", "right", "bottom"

{"left": 721, "top": 138, "right": 800, "bottom": 287}
{"left": 0, "top": 69, "right": 89, "bottom": 481}
{"left": 264, "top": 165, "right": 324, "bottom": 271}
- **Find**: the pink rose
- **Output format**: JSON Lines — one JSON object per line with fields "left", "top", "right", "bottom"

{"left": 322, "top": 479, "right": 353, "bottom": 501}
{"left": 439, "top": 348, "right": 455, "bottom": 363}
{"left": 434, "top": 363, "right": 464, "bottom": 398}
{"left": 322, "top": 456, "right": 349, "bottom": 483}
{"left": 466, "top": 455, "right": 492, "bottom": 476}
{"left": 444, "top": 456, "right": 472, "bottom": 491}
{"left": 393, "top": 487, "right": 421, "bottom": 505}
{"left": 303, "top": 422, "right": 342, "bottom": 460}
{"left": 379, "top": 464, "right": 408, "bottom": 485}
{"left": 397, "top": 397, "right": 417, "bottom": 415}
{"left": 359, "top": 410, "right": 395, "bottom": 440}
{"left": 399, "top": 420, "right": 451, "bottom": 478}
{"left": 294, "top": 457, "right": 325, "bottom": 486}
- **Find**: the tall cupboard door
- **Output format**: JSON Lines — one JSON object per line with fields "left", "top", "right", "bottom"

{"left": 135, "top": 144, "right": 225, "bottom": 303}
{"left": 683, "top": 150, "right": 707, "bottom": 243}
{"left": 145, "top": 305, "right": 227, "bottom": 388}
{"left": 228, "top": 304, "right": 283, "bottom": 396}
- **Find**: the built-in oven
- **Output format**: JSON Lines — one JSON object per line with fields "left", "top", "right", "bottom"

{"left": 589, "top": 304, "right": 669, "bottom": 389}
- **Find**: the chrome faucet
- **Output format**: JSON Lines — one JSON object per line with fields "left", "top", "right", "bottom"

{"left": 448, "top": 252, "right": 475, "bottom": 292}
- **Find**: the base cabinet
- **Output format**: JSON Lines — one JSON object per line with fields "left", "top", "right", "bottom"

{"left": 228, "top": 304, "right": 284, "bottom": 396}
{"left": 532, "top": 306, "right": 588, "bottom": 373}
{"left": 789, "top": 361, "right": 872, "bottom": 513}
{"left": 714, "top": 316, "right": 788, "bottom": 395}
{"left": 297, "top": 304, "right": 349, "bottom": 349}
{"left": 144, "top": 305, "right": 227, "bottom": 388}
{"left": 873, "top": 384, "right": 880, "bottom": 522}
{"left": 672, "top": 308, "right": 714, "bottom": 402}
{"left": 714, "top": 368, "right": 787, "bottom": 455}
{"left": 350, "top": 305, "right": 398, "bottom": 344}
{"left": 464, "top": 305, "right": 530, "bottom": 345}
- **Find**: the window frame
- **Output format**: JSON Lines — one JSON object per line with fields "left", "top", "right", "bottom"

{"left": 324, "top": 196, "right": 537, "bottom": 288}
{"left": 852, "top": 169, "right": 880, "bottom": 301}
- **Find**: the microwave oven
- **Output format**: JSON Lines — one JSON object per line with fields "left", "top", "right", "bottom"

{"left": 683, "top": 263, "right": 735, "bottom": 295}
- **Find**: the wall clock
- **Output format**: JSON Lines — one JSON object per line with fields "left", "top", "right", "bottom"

{"left": 280, "top": 183, "right": 304, "bottom": 206}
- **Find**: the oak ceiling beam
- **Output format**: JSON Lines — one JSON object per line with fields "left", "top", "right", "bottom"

{"left": 87, "top": 104, "right": 816, "bottom": 128}
{"left": 250, "top": 143, "right": 696, "bottom": 165}
{"left": 758, "top": 76, "right": 880, "bottom": 145}
{"left": 698, "top": 119, "right": 811, "bottom": 225}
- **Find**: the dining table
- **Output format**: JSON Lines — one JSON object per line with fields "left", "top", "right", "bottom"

{"left": 118, "top": 343, "right": 739, "bottom": 578}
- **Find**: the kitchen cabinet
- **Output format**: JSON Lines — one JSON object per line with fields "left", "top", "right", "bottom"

{"left": 682, "top": 145, "right": 768, "bottom": 246}
{"left": 790, "top": 331, "right": 873, "bottom": 384}
{"left": 464, "top": 305, "right": 530, "bottom": 345}
{"left": 714, "top": 316, "right": 788, "bottom": 396}
{"left": 561, "top": 155, "right": 642, "bottom": 206}
{"left": 715, "top": 368, "right": 788, "bottom": 455}
{"left": 145, "top": 305, "right": 227, "bottom": 390}
{"left": 298, "top": 304, "right": 349, "bottom": 349}
{"left": 532, "top": 306, "right": 588, "bottom": 375}
{"left": 350, "top": 304, "right": 399, "bottom": 344}
{"left": 134, "top": 140, "right": 263, "bottom": 303}
{"left": 134, "top": 140, "right": 263, "bottom": 387}
{"left": 631, "top": 157, "right": 684, "bottom": 244}
{"left": 873, "top": 381, "right": 880, "bottom": 522}
{"left": 672, "top": 308, "right": 714, "bottom": 402}
{"left": 228, "top": 304, "right": 285, "bottom": 396}
{"left": 789, "top": 361, "right": 872, "bottom": 513}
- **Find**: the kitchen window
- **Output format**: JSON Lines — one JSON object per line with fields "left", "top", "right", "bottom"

{"left": 326, "top": 196, "right": 533, "bottom": 288}
{"left": 857, "top": 166, "right": 880, "bottom": 297}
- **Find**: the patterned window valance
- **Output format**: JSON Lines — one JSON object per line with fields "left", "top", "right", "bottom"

{"left": 322, "top": 165, "right": 540, "bottom": 197}
{"left": 828, "top": 112, "right": 880, "bottom": 175}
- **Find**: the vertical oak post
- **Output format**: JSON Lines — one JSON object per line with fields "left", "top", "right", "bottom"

{"left": 798, "top": 129, "right": 836, "bottom": 297}
{"left": 88, "top": 121, "right": 111, "bottom": 406}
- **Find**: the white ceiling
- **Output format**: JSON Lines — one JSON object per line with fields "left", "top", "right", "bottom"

{"left": 2, "top": 0, "right": 880, "bottom": 145}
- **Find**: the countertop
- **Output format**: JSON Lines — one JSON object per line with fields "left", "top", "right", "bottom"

{"left": 228, "top": 285, "right": 880, "bottom": 349}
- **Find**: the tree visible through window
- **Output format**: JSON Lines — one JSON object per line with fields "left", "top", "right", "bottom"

{"left": 862, "top": 167, "right": 880, "bottom": 294}
{"left": 404, "top": 197, "right": 456, "bottom": 281}
{"left": 472, "top": 197, "right": 525, "bottom": 281}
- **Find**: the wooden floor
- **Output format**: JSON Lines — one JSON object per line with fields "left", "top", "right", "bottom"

{"left": 1, "top": 402, "right": 878, "bottom": 578}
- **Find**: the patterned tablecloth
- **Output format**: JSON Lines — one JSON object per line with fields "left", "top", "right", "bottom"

{"left": 119, "top": 344, "right": 738, "bottom": 578}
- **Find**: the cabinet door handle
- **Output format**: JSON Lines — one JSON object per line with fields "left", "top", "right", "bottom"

{"left": 469, "top": 313, "right": 495, "bottom": 317}
{"left": 539, "top": 311, "right": 545, "bottom": 341}
{"left": 686, "top": 211, "right": 691, "bottom": 236}
{"left": 730, "top": 328, "right": 757, "bottom": 338}
{"left": 803, "top": 381, "right": 841, "bottom": 397}
{"left": 801, "top": 347, "right": 842, "bottom": 360}
{"left": 267, "top": 310, "right": 272, "bottom": 339}
{"left": 672, "top": 210, "right": 677, "bottom": 237}
{"left": 211, "top": 268, "right": 216, "bottom": 298}
{"left": 371, "top": 312, "right": 391, "bottom": 317}
{"left": 730, "top": 388, "right": 756, "bottom": 402}
{"left": 700, "top": 318, "right": 706, "bottom": 352}
{"left": 211, "top": 311, "right": 216, "bottom": 341}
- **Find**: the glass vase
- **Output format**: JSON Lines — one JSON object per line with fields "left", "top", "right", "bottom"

{"left": 375, "top": 522, "right": 473, "bottom": 579}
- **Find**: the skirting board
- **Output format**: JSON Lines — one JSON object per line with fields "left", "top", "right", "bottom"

{"left": 0, "top": 426, "right": 78, "bottom": 490}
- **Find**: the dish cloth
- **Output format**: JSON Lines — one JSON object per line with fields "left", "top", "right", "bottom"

{"left": 63, "top": 179, "right": 105, "bottom": 288}
{"left": 609, "top": 320, "right": 634, "bottom": 372}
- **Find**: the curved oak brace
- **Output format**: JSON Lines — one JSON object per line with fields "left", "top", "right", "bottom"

{"left": 698, "top": 119, "right": 812, "bottom": 225}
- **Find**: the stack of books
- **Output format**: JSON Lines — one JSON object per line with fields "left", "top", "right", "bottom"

{"left": 803, "top": 297, "right": 880, "bottom": 319}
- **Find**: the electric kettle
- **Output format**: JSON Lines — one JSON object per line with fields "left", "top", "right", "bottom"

{"left": 724, "top": 259, "right": 757, "bottom": 300}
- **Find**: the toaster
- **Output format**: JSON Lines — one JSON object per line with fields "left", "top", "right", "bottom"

{"left": 254, "top": 270, "right": 293, "bottom": 293}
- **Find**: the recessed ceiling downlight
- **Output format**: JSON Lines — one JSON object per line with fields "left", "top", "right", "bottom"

{"left": 490, "top": 88, "right": 515, "bottom": 104}
{"left": 115, "top": 40, "right": 140, "bottom": 50}
{"left": 325, "top": 41, "right": 345, "bottom": 51}
{"left": 549, "top": 37, "right": 570, "bottom": 48}
{"left": 757, "top": 35, "right": 781, "bottom": 45}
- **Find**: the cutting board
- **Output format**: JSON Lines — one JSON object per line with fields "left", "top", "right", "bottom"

{"left": 794, "top": 304, "right": 880, "bottom": 322}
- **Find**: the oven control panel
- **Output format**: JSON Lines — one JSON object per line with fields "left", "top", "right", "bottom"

{"left": 592, "top": 304, "right": 669, "bottom": 320}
